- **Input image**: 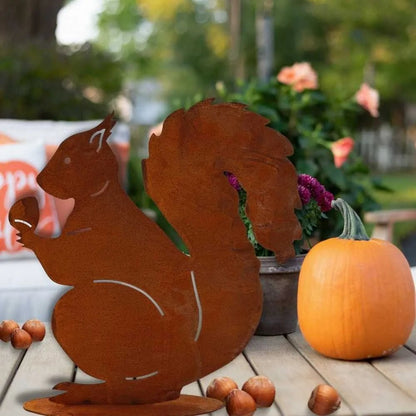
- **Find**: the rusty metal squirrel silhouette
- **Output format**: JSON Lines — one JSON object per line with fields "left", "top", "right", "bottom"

{"left": 9, "top": 100, "right": 301, "bottom": 411}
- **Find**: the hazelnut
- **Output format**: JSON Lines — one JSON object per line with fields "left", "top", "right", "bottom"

{"left": 308, "top": 384, "right": 341, "bottom": 415}
{"left": 22, "top": 319, "right": 46, "bottom": 342}
{"left": 242, "top": 375, "right": 275, "bottom": 407}
{"left": 0, "top": 320, "right": 19, "bottom": 342}
{"left": 206, "top": 376, "right": 239, "bottom": 402}
{"left": 11, "top": 328, "right": 32, "bottom": 349}
{"left": 226, "top": 389, "right": 257, "bottom": 416}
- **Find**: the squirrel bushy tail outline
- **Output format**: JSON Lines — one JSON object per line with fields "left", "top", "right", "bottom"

{"left": 143, "top": 99, "right": 301, "bottom": 264}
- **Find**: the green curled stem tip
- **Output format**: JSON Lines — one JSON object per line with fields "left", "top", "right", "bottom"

{"left": 331, "top": 198, "right": 370, "bottom": 241}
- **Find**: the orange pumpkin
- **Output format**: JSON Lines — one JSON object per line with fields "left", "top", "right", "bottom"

{"left": 298, "top": 198, "right": 415, "bottom": 360}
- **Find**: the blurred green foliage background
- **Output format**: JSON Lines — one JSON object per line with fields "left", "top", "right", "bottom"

{"left": 1, "top": 0, "right": 416, "bottom": 248}
{"left": 1, "top": 0, "right": 415, "bottom": 121}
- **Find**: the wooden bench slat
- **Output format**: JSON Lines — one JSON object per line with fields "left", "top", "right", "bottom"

{"left": 364, "top": 209, "right": 416, "bottom": 241}
{"left": 3, "top": 326, "right": 416, "bottom": 415}
{"left": 371, "top": 347, "right": 416, "bottom": 400}
{"left": 0, "top": 341, "right": 25, "bottom": 403}
{"left": 405, "top": 324, "right": 416, "bottom": 352}
{"left": 246, "top": 335, "right": 354, "bottom": 416}
{"left": 288, "top": 331, "right": 416, "bottom": 415}
{"left": 365, "top": 209, "right": 416, "bottom": 224}
{"left": 0, "top": 324, "right": 74, "bottom": 415}
{"left": 181, "top": 381, "right": 204, "bottom": 396}
{"left": 74, "top": 367, "right": 99, "bottom": 384}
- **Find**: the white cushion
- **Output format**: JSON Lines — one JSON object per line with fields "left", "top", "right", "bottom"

{"left": 0, "top": 119, "right": 130, "bottom": 146}
{"left": 0, "top": 258, "right": 69, "bottom": 321}
{"left": 0, "top": 140, "right": 60, "bottom": 259}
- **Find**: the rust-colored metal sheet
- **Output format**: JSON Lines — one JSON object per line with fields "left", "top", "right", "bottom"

{"left": 9, "top": 101, "right": 301, "bottom": 415}
{"left": 24, "top": 395, "right": 223, "bottom": 416}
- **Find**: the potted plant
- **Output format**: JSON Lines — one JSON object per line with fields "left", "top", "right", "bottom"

{"left": 218, "top": 62, "right": 383, "bottom": 240}
{"left": 226, "top": 171, "right": 334, "bottom": 335}
{"left": 219, "top": 62, "right": 382, "bottom": 335}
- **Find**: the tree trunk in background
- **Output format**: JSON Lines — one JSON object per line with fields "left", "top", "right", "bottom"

{"left": 256, "top": 0, "right": 274, "bottom": 82}
{"left": 0, "top": 0, "right": 64, "bottom": 46}
{"left": 228, "top": 0, "right": 245, "bottom": 80}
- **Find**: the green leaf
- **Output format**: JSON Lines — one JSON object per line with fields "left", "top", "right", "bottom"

{"left": 371, "top": 176, "right": 393, "bottom": 192}
{"left": 323, "top": 164, "right": 348, "bottom": 190}
{"left": 297, "top": 160, "right": 319, "bottom": 176}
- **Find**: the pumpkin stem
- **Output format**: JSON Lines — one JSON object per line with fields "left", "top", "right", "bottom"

{"left": 331, "top": 198, "right": 370, "bottom": 241}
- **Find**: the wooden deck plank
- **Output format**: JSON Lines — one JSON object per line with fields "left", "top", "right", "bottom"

{"left": 245, "top": 335, "right": 354, "bottom": 416}
{"left": 0, "top": 340, "right": 25, "bottom": 403}
{"left": 288, "top": 331, "right": 416, "bottom": 415}
{"left": 199, "top": 353, "right": 280, "bottom": 416}
{"left": 182, "top": 381, "right": 204, "bottom": 397}
{"left": 181, "top": 382, "right": 211, "bottom": 415}
{"left": 199, "top": 353, "right": 256, "bottom": 393}
{"left": 74, "top": 367, "right": 100, "bottom": 384}
{"left": 3, "top": 327, "right": 416, "bottom": 415}
{"left": 405, "top": 324, "right": 416, "bottom": 353}
{"left": 370, "top": 347, "right": 416, "bottom": 400}
{"left": 0, "top": 324, "right": 74, "bottom": 415}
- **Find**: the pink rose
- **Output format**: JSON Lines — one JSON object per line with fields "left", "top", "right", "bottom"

{"left": 331, "top": 137, "right": 355, "bottom": 168}
{"left": 355, "top": 83, "right": 379, "bottom": 117}
{"left": 276, "top": 66, "right": 297, "bottom": 85}
{"left": 277, "top": 62, "right": 318, "bottom": 92}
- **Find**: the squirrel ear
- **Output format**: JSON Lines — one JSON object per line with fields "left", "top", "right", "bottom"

{"left": 88, "top": 113, "right": 116, "bottom": 152}
{"left": 89, "top": 128, "right": 106, "bottom": 152}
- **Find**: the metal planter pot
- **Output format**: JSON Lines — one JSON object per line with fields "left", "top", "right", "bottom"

{"left": 255, "top": 254, "right": 305, "bottom": 336}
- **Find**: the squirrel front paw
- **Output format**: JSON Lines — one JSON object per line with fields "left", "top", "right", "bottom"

{"left": 9, "top": 197, "right": 40, "bottom": 249}
{"left": 9, "top": 197, "right": 40, "bottom": 232}
{"left": 15, "top": 229, "right": 37, "bottom": 249}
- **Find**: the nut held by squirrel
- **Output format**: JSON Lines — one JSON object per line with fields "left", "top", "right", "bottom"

{"left": 308, "top": 384, "right": 341, "bottom": 415}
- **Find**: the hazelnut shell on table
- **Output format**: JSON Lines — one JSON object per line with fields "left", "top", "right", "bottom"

{"left": 11, "top": 328, "right": 32, "bottom": 349}
{"left": 206, "top": 377, "right": 239, "bottom": 402}
{"left": 242, "top": 375, "right": 276, "bottom": 407}
{"left": 226, "top": 389, "right": 257, "bottom": 416}
{"left": 22, "top": 320, "right": 46, "bottom": 342}
{"left": 0, "top": 320, "right": 20, "bottom": 342}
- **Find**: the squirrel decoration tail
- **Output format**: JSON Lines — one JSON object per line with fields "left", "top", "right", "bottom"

{"left": 143, "top": 99, "right": 301, "bottom": 263}
{"left": 143, "top": 100, "right": 302, "bottom": 375}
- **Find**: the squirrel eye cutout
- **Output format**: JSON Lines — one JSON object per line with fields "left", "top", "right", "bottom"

{"left": 64, "top": 156, "right": 71, "bottom": 165}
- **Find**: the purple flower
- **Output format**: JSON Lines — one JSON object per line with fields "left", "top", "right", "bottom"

{"left": 297, "top": 174, "right": 334, "bottom": 212}
{"left": 297, "top": 185, "right": 311, "bottom": 205}
{"left": 225, "top": 172, "right": 241, "bottom": 191}
{"left": 298, "top": 174, "right": 323, "bottom": 198}
{"left": 298, "top": 174, "right": 318, "bottom": 189}
{"left": 318, "top": 191, "right": 334, "bottom": 212}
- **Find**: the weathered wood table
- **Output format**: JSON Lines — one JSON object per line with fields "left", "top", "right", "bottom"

{"left": 1, "top": 324, "right": 416, "bottom": 416}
